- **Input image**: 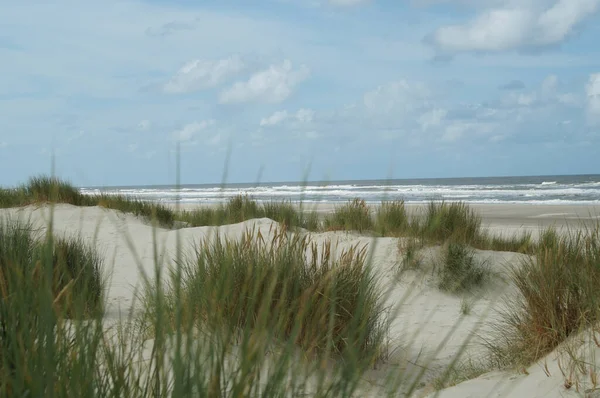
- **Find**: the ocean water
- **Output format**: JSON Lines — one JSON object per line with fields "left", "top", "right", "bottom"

{"left": 81, "top": 174, "right": 600, "bottom": 205}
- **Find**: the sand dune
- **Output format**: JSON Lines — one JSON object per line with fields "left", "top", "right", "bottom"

{"left": 2, "top": 203, "right": 598, "bottom": 397}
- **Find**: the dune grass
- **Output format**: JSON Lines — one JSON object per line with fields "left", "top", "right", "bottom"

{"left": 324, "top": 198, "right": 374, "bottom": 232}
{"left": 488, "top": 225, "right": 600, "bottom": 368}
{"left": 397, "top": 237, "right": 424, "bottom": 274}
{"left": 0, "top": 217, "right": 105, "bottom": 395}
{"left": 375, "top": 200, "right": 409, "bottom": 236}
{"left": 177, "top": 196, "right": 320, "bottom": 230}
{"left": 418, "top": 201, "right": 482, "bottom": 244}
{"left": 0, "top": 175, "right": 176, "bottom": 228}
{"left": 155, "top": 227, "right": 386, "bottom": 361}
{"left": 437, "top": 242, "right": 490, "bottom": 294}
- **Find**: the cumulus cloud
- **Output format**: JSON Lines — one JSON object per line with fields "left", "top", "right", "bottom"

{"left": 587, "top": 73, "right": 600, "bottom": 124}
{"left": 363, "top": 80, "right": 431, "bottom": 114}
{"left": 171, "top": 120, "right": 216, "bottom": 142}
{"left": 418, "top": 108, "right": 448, "bottom": 130}
{"left": 259, "top": 108, "right": 315, "bottom": 126}
{"left": 260, "top": 110, "right": 289, "bottom": 126}
{"left": 426, "top": 0, "right": 600, "bottom": 54}
{"left": 163, "top": 55, "right": 245, "bottom": 94}
{"left": 295, "top": 108, "right": 315, "bottom": 122}
{"left": 219, "top": 60, "right": 310, "bottom": 104}
{"left": 500, "top": 74, "right": 580, "bottom": 108}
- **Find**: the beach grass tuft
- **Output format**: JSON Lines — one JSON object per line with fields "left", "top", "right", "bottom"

{"left": 420, "top": 201, "right": 482, "bottom": 244}
{"left": 438, "top": 242, "right": 490, "bottom": 294}
{"left": 488, "top": 224, "right": 600, "bottom": 367}
{"left": 0, "top": 217, "right": 105, "bottom": 395}
{"left": 156, "top": 226, "right": 387, "bottom": 361}
{"left": 375, "top": 200, "right": 409, "bottom": 236}
{"left": 324, "top": 198, "right": 374, "bottom": 233}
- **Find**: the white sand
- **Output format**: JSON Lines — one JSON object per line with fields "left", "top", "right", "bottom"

{"left": 1, "top": 203, "right": 598, "bottom": 397}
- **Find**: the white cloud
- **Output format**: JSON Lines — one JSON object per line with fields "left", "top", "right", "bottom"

{"left": 418, "top": 108, "right": 447, "bottom": 130}
{"left": 259, "top": 108, "right": 315, "bottom": 126}
{"left": 260, "top": 110, "right": 289, "bottom": 126}
{"left": 219, "top": 60, "right": 310, "bottom": 104}
{"left": 0, "top": 142, "right": 7, "bottom": 149}
{"left": 587, "top": 73, "right": 600, "bottom": 124}
{"left": 441, "top": 120, "right": 496, "bottom": 142}
{"left": 500, "top": 74, "right": 580, "bottom": 108}
{"left": 163, "top": 55, "right": 245, "bottom": 94}
{"left": 171, "top": 120, "right": 216, "bottom": 142}
{"left": 305, "top": 131, "right": 319, "bottom": 139}
{"left": 295, "top": 108, "right": 315, "bottom": 122}
{"left": 363, "top": 80, "right": 430, "bottom": 114}
{"left": 208, "top": 133, "right": 222, "bottom": 146}
{"left": 427, "top": 0, "right": 600, "bottom": 54}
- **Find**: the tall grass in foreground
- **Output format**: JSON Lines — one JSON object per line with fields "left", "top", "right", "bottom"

{"left": 489, "top": 225, "right": 600, "bottom": 367}
{"left": 0, "top": 217, "right": 105, "bottom": 396}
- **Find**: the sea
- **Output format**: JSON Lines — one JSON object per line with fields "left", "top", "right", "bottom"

{"left": 79, "top": 174, "right": 600, "bottom": 205}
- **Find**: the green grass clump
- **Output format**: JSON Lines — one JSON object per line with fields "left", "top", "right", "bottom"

{"left": 489, "top": 225, "right": 600, "bottom": 367}
{"left": 24, "top": 175, "right": 92, "bottom": 205}
{"left": 398, "top": 237, "right": 424, "bottom": 274}
{"left": 0, "top": 175, "right": 175, "bottom": 228}
{"left": 477, "top": 231, "right": 534, "bottom": 254}
{"left": 177, "top": 197, "right": 320, "bottom": 231}
{"left": 96, "top": 194, "right": 175, "bottom": 228}
{"left": 159, "top": 227, "right": 386, "bottom": 361}
{"left": 438, "top": 242, "right": 489, "bottom": 294}
{"left": 0, "top": 217, "right": 105, "bottom": 395}
{"left": 376, "top": 200, "right": 409, "bottom": 236}
{"left": 51, "top": 236, "right": 104, "bottom": 316}
{"left": 224, "top": 194, "right": 261, "bottom": 222}
{"left": 261, "top": 200, "right": 321, "bottom": 230}
{"left": 420, "top": 201, "right": 482, "bottom": 243}
{"left": 324, "top": 198, "right": 374, "bottom": 233}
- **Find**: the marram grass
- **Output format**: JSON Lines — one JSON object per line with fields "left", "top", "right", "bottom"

{"left": 0, "top": 217, "right": 105, "bottom": 396}
{"left": 155, "top": 226, "right": 387, "bottom": 361}
{"left": 488, "top": 224, "right": 600, "bottom": 368}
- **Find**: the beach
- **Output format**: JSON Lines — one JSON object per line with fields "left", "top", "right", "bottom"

{"left": 3, "top": 197, "right": 600, "bottom": 397}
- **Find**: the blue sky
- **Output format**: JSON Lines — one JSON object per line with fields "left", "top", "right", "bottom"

{"left": 1, "top": 0, "right": 599, "bottom": 187}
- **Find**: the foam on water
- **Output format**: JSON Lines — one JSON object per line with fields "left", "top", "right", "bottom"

{"left": 80, "top": 175, "right": 600, "bottom": 205}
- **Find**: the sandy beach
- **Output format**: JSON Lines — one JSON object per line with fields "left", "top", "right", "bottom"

{"left": 2, "top": 200, "right": 599, "bottom": 397}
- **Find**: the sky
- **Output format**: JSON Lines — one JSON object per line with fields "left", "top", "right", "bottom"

{"left": 1, "top": 0, "right": 599, "bottom": 187}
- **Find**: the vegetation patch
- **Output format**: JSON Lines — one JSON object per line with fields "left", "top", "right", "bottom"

{"left": 0, "top": 217, "right": 105, "bottom": 395}
{"left": 156, "top": 227, "right": 387, "bottom": 362}
{"left": 438, "top": 242, "right": 490, "bottom": 294}
{"left": 488, "top": 225, "right": 600, "bottom": 367}
{"left": 324, "top": 198, "right": 374, "bottom": 233}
